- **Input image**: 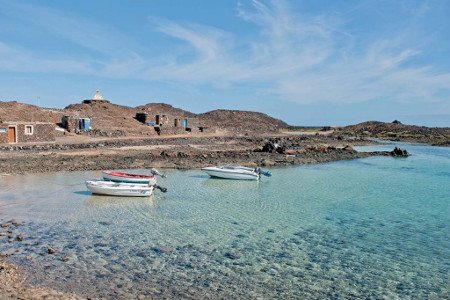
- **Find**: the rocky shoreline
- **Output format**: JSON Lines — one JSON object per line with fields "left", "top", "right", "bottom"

{"left": 340, "top": 121, "right": 450, "bottom": 146}
{"left": 0, "top": 135, "right": 397, "bottom": 175}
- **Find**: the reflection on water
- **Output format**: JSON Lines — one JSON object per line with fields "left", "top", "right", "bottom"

{"left": 0, "top": 144, "right": 449, "bottom": 299}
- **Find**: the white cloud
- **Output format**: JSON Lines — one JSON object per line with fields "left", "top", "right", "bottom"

{"left": 136, "top": 0, "right": 450, "bottom": 105}
{"left": 1, "top": 0, "right": 449, "bottom": 106}
{"left": 153, "top": 19, "right": 230, "bottom": 62}
{"left": 0, "top": 0, "right": 133, "bottom": 54}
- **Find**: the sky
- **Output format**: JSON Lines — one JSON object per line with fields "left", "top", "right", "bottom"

{"left": 0, "top": 0, "right": 449, "bottom": 126}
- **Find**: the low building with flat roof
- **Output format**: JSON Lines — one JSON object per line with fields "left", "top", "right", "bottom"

{"left": 0, "top": 121, "right": 56, "bottom": 144}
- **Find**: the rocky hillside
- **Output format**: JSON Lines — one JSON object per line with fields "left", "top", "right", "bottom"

{"left": 339, "top": 121, "right": 450, "bottom": 145}
{"left": 0, "top": 101, "right": 289, "bottom": 136}
{"left": 198, "top": 109, "right": 288, "bottom": 133}
{"left": 0, "top": 101, "right": 62, "bottom": 123}
{"left": 135, "top": 103, "right": 196, "bottom": 118}
{"left": 63, "top": 101, "right": 153, "bottom": 135}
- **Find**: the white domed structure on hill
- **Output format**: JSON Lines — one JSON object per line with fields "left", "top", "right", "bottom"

{"left": 83, "top": 90, "right": 110, "bottom": 104}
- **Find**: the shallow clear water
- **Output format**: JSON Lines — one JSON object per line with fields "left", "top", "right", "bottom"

{"left": 0, "top": 143, "right": 449, "bottom": 299}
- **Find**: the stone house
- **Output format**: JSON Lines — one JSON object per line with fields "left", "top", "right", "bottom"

{"left": 61, "top": 115, "right": 92, "bottom": 133}
{"left": 0, "top": 122, "right": 56, "bottom": 144}
{"left": 153, "top": 115, "right": 200, "bottom": 135}
{"left": 134, "top": 112, "right": 201, "bottom": 135}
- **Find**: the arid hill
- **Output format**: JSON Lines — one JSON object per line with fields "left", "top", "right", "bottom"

{"left": 0, "top": 101, "right": 62, "bottom": 123}
{"left": 135, "top": 103, "right": 196, "bottom": 118}
{"left": 339, "top": 121, "right": 450, "bottom": 145}
{"left": 0, "top": 100, "right": 289, "bottom": 136}
{"left": 198, "top": 109, "right": 288, "bottom": 133}
{"left": 63, "top": 101, "right": 152, "bottom": 135}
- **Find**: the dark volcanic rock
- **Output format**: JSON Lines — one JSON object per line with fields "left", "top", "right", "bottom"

{"left": 390, "top": 147, "right": 409, "bottom": 157}
{"left": 341, "top": 121, "right": 450, "bottom": 145}
{"left": 343, "top": 145, "right": 355, "bottom": 152}
{"left": 261, "top": 141, "right": 278, "bottom": 153}
{"left": 260, "top": 140, "right": 285, "bottom": 153}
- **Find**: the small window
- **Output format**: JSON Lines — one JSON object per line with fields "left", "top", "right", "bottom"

{"left": 25, "top": 125, "right": 34, "bottom": 135}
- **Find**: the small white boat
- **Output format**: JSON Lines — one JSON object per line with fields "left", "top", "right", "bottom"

{"left": 102, "top": 169, "right": 164, "bottom": 185}
{"left": 86, "top": 180, "right": 154, "bottom": 197}
{"left": 201, "top": 166, "right": 272, "bottom": 180}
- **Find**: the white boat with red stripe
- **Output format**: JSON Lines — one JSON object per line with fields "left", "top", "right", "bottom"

{"left": 102, "top": 169, "right": 164, "bottom": 185}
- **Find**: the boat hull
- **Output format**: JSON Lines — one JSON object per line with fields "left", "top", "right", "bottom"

{"left": 86, "top": 180, "right": 154, "bottom": 197}
{"left": 201, "top": 167, "right": 259, "bottom": 180}
{"left": 102, "top": 171, "right": 157, "bottom": 185}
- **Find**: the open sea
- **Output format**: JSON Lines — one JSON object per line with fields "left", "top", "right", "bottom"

{"left": 0, "top": 143, "right": 449, "bottom": 299}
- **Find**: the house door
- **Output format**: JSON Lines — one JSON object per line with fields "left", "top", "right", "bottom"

{"left": 8, "top": 127, "right": 16, "bottom": 143}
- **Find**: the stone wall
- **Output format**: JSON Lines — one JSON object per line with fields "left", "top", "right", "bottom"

{"left": 17, "top": 123, "right": 56, "bottom": 143}
{"left": 61, "top": 116, "right": 79, "bottom": 132}
{"left": 184, "top": 117, "right": 199, "bottom": 128}
{"left": 150, "top": 114, "right": 200, "bottom": 129}
{"left": 0, "top": 126, "right": 8, "bottom": 143}
{"left": 0, "top": 123, "right": 55, "bottom": 144}
{"left": 158, "top": 127, "right": 187, "bottom": 135}
{"left": 61, "top": 116, "right": 92, "bottom": 132}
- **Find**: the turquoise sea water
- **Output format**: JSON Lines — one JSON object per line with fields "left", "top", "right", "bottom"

{"left": 0, "top": 143, "right": 449, "bottom": 299}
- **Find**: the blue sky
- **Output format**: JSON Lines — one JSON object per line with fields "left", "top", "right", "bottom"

{"left": 1, "top": 0, "right": 449, "bottom": 126}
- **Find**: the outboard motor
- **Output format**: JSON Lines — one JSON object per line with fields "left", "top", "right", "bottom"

{"left": 260, "top": 170, "right": 272, "bottom": 177}
{"left": 151, "top": 168, "right": 167, "bottom": 178}
{"left": 255, "top": 167, "right": 272, "bottom": 177}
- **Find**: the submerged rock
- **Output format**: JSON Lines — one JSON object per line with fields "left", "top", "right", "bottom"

{"left": 99, "top": 221, "right": 112, "bottom": 226}
{"left": 10, "top": 219, "right": 20, "bottom": 226}
{"left": 224, "top": 252, "right": 241, "bottom": 260}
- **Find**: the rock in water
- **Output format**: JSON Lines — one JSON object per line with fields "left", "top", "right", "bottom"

{"left": 391, "top": 147, "right": 409, "bottom": 157}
